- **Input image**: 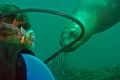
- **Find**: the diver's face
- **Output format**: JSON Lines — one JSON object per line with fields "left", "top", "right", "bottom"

{"left": 0, "top": 21, "right": 34, "bottom": 50}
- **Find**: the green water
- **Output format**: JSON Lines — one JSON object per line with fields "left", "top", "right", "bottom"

{"left": 0, "top": 0, "right": 120, "bottom": 80}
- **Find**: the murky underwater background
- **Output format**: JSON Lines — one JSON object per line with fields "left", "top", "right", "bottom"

{"left": 0, "top": 0, "right": 120, "bottom": 80}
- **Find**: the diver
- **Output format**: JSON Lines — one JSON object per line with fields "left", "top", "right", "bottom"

{"left": 0, "top": 4, "right": 36, "bottom": 80}
{"left": 59, "top": 0, "right": 120, "bottom": 52}
{"left": 0, "top": 4, "right": 55, "bottom": 80}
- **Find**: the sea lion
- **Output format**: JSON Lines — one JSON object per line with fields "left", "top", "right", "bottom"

{"left": 59, "top": 0, "right": 120, "bottom": 52}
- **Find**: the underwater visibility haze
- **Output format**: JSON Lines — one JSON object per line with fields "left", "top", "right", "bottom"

{"left": 0, "top": 0, "right": 120, "bottom": 80}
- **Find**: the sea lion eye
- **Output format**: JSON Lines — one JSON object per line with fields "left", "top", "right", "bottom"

{"left": 69, "top": 29, "right": 78, "bottom": 39}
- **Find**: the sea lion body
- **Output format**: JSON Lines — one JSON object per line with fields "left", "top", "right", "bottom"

{"left": 59, "top": 0, "right": 120, "bottom": 51}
